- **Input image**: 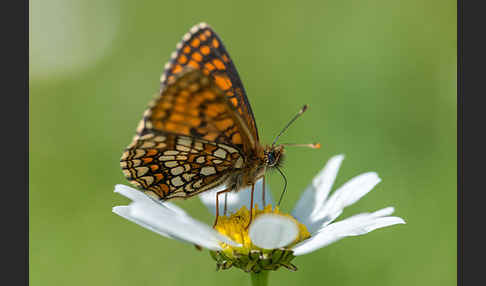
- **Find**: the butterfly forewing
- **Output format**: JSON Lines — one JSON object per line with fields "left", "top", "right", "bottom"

{"left": 161, "top": 22, "right": 259, "bottom": 147}
{"left": 139, "top": 68, "right": 251, "bottom": 150}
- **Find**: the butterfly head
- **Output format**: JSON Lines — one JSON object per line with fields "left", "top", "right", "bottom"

{"left": 264, "top": 145, "right": 285, "bottom": 169}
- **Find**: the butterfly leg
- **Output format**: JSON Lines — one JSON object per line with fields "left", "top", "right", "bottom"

{"left": 213, "top": 188, "right": 232, "bottom": 228}
{"left": 223, "top": 192, "right": 228, "bottom": 215}
{"left": 262, "top": 176, "right": 266, "bottom": 207}
{"left": 245, "top": 183, "right": 255, "bottom": 229}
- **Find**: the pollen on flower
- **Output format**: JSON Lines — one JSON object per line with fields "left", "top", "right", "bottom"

{"left": 210, "top": 204, "right": 311, "bottom": 273}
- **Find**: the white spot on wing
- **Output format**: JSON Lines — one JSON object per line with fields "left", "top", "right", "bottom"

{"left": 171, "top": 166, "right": 184, "bottom": 175}
{"left": 165, "top": 161, "right": 178, "bottom": 167}
{"left": 220, "top": 145, "right": 238, "bottom": 154}
{"left": 133, "top": 149, "right": 146, "bottom": 159}
{"left": 141, "top": 141, "right": 156, "bottom": 148}
{"left": 136, "top": 167, "right": 149, "bottom": 177}
{"left": 159, "top": 155, "right": 175, "bottom": 161}
{"left": 196, "top": 156, "right": 206, "bottom": 163}
{"left": 156, "top": 143, "right": 167, "bottom": 148}
{"left": 178, "top": 138, "right": 192, "bottom": 146}
{"left": 194, "top": 142, "right": 203, "bottom": 150}
{"left": 183, "top": 32, "right": 191, "bottom": 41}
{"left": 140, "top": 134, "right": 154, "bottom": 140}
{"left": 176, "top": 145, "right": 191, "bottom": 152}
{"left": 154, "top": 136, "right": 166, "bottom": 142}
{"left": 201, "top": 166, "right": 216, "bottom": 176}
{"left": 214, "top": 148, "right": 227, "bottom": 159}
{"left": 130, "top": 159, "right": 141, "bottom": 167}
{"left": 171, "top": 176, "right": 184, "bottom": 187}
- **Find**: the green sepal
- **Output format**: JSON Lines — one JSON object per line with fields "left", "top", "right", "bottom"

{"left": 209, "top": 248, "right": 297, "bottom": 273}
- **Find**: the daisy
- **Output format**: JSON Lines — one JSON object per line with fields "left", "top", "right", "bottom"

{"left": 113, "top": 154, "right": 405, "bottom": 284}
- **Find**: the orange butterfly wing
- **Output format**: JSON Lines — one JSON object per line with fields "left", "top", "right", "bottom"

{"left": 137, "top": 68, "right": 252, "bottom": 152}
{"left": 160, "top": 22, "right": 259, "bottom": 149}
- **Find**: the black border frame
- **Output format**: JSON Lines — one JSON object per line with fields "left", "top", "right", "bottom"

{"left": 3, "top": 0, "right": 28, "bottom": 284}
{"left": 460, "top": 0, "right": 486, "bottom": 284}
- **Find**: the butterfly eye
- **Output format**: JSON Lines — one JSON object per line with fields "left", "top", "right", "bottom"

{"left": 266, "top": 151, "right": 277, "bottom": 166}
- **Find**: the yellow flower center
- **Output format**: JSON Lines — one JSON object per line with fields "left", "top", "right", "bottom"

{"left": 210, "top": 204, "right": 310, "bottom": 273}
{"left": 214, "top": 204, "right": 310, "bottom": 252}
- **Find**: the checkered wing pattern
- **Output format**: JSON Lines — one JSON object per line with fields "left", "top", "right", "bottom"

{"left": 160, "top": 22, "right": 259, "bottom": 148}
{"left": 121, "top": 133, "right": 243, "bottom": 200}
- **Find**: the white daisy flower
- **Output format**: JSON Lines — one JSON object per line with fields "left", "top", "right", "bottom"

{"left": 113, "top": 154, "right": 405, "bottom": 275}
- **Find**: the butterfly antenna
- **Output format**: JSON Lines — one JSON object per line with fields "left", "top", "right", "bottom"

{"left": 276, "top": 166, "right": 288, "bottom": 206}
{"left": 281, "top": 143, "right": 321, "bottom": 149}
{"left": 272, "top": 104, "right": 309, "bottom": 146}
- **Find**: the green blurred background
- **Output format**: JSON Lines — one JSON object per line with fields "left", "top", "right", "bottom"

{"left": 30, "top": 0, "right": 456, "bottom": 285}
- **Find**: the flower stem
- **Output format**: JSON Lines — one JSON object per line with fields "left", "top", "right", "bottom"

{"left": 250, "top": 271, "right": 269, "bottom": 286}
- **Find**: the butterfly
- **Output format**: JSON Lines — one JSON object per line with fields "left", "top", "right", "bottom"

{"left": 120, "top": 22, "right": 319, "bottom": 225}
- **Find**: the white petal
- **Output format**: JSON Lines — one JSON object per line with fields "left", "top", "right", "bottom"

{"left": 369, "top": 206, "right": 395, "bottom": 218}
{"left": 199, "top": 179, "right": 273, "bottom": 216}
{"left": 249, "top": 214, "right": 298, "bottom": 249}
{"left": 115, "top": 184, "right": 152, "bottom": 202}
{"left": 113, "top": 185, "right": 241, "bottom": 250}
{"left": 115, "top": 184, "right": 189, "bottom": 218}
{"left": 292, "top": 155, "right": 344, "bottom": 226}
{"left": 163, "top": 202, "right": 190, "bottom": 217}
{"left": 292, "top": 207, "right": 405, "bottom": 256}
{"left": 129, "top": 201, "right": 235, "bottom": 249}
{"left": 346, "top": 216, "right": 406, "bottom": 235}
{"left": 113, "top": 206, "right": 175, "bottom": 239}
{"left": 324, "top": 172, "right": 382, "bottom": 211}
{"left": 305, "top": 172, "right": 381, "bottom": 233}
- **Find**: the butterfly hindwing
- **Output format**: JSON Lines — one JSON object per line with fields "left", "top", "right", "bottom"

{"left": 160, "top": 22, "right": 259, "bottom": 146}
{"left": 121, "top": 132, "right": 244, "bottom": 200}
